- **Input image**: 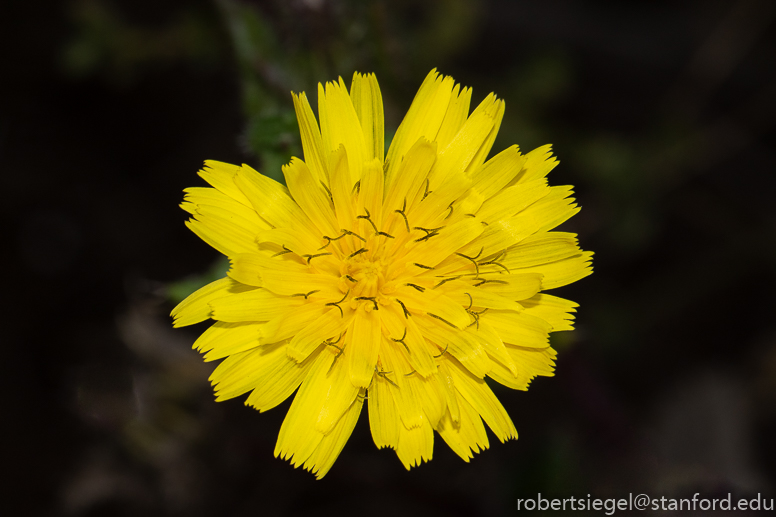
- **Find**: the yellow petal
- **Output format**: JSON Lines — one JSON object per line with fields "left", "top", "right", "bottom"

{"left": 209, "top": 288, "right": 306, "bottom": 323}
{"left": 226, "top": 253, "right": 264, "bottom": 287}
{"left": 211, "top": 343, "right": 308, "bottom": 402}
{"left": 434, "top": 279, "right": 524, "bottom": 312}
{"left": 394, "top": 414, "right": 434, "bottom": 470}
{"left": 182, "top": 187, "right": 270, "bottom": 231}
{"left": 379, "top": 335, "right": 423, "bottom": 429}
{"left": 256, "top": 227, "right": 322, "bottom": 257}
{"left": 482, "top": 309, "right": 551, "bottom": 348}
{"left": 489, "top": 345, "right": 557, "bottom": 390}
{"left": 233, "top": 164, "right": 315, "bottom": 235}
{"left": 434, "top": 398, "right": 489, "bottom": 461}
{"left": 435, "top": 84, "right": 472, "bottom": 150}
{"left": 475, "top": 179, "right": 550, "bottom": 224}
{"left": 509, "top": 345, "right": 556, "bottom": 381}
{"left": 402, "top": 217, "right": 484, "bottom": 269}
{"left": 503, "top": 231, "right": 581, "bottom": 267}
{"left": 264, "top": 269, "right": 342, "bottom": 297}
{"left": 381, "top": 138, "right": 437, "bottom": 236}
{"left": 368, "top": 370, "right": 400, "bottom": 449}
{"left": 192, "top": 202, "right": 266, "bottom": 237}
{"left": 385, "top": 70, "right": 454, "bottom": 191}
{"left": 328, "top": 144, "right": 358, "bottom": 233}
{"left": 448, "top": 359, "right": 517, "bottom": 442}
{"left": 466, "top": 322, "right": 517, "bottom": 376}
{"left": 274, "top": 345, "right": 360, "bottom": 467}
{"left": 306, "top": 391, "right": 364, "bottom": 479}
{"left": 208, "top": 347, "right": 260, "bottom": 400}
{"left": 180, "top": 186, "right": 228, "bottom": 211}
{"left": 171, "top": 277, "right": 252, "bottom": 327}
{"left": 274, "top": 352, "right": 328, "bottom": 467}
{"left": 414, "top": 314, "right": 493, "bottom": 378}
{"left": 521, "top": 293, "right": 578, "bottom": 331}
{"left": 282, "top": 157, "right": 339, "bottom": 237}
{"left": 258, "top": 304, "right": 328, "bottom": 345}
{"left": 313, "top": 341, "right": 361, "bottom": 436}
{"left": 379, "top": 303, "right": 437, "bottom": 377}
{"left": 292, "top": 91, "right": 327, "bottom": 183}
{"left": 464, "top": 94, "right": 505, "bottom": 176}
{"left": 450, "top": 188, "right": 486, "bottom": 223}
{"left": 521, "top": 185, "right": 580, "bottom": 234}
{"left": 245, "top": 341, "right": 319, "bottom": 411}
{"left": 356, "top": 158, "right": 384, "bottom": 231}
{"left": 431, "top": 94, "right": 503, "bottom": 186}
{"left": 469, "top": 145, "right": 526, "bottom": 201}
{"left": 396, "top": 285, "right": 471, "bottom": 329}
{"left": 513, "top": 144, "right": 558, "bottom": 184}
{"left": 438, "top": 361, "right": 461, "bottom": 423}
{"left": 473, "top": 273, "right": 544, "bottom": 302}
{"left": 198, "top": 160, "right": 253, "bottom": 207}
{"left": 508, "top": 251, "right": 594, "bottom": 290}
{"left": 457, "top": 190, "right": 578, "bottom": 259}
{"left": 185, "top": 208, "right": 259, "bottom": 257}
{"left": 405, "top": 371, "right": 446, "bottom": 427}
{"left": 228, "top": 252, "right": 306, "bottom": 285}
{"left": 319, "top": 78, "right": 366, "bottom": 184}
{"left": 350, "top": 72, "right": 384, "bottom": 162}
{"left": 195, "top": 321, "right": 262, "bottom": 360}
{"left": 348, "top": 308, "right": 381, "bottom": 388}
{"left": 227, "top": 252, "right": 341, "bottom": 295}
{"left": 287, "top": 307, "right": 354, "bottom": 362}
{"left": 404, "top": 175, "right": 473, "bottom": 229}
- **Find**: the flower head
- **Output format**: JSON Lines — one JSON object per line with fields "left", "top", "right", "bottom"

{"left": 173, "top": 70, "right": 592, "bottom": 478}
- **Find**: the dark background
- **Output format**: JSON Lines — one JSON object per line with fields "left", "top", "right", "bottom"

{"left": 4, "top": 0, "right": 776, "bottom": 515}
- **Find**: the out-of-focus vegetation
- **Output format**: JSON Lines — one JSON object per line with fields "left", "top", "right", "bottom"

{"left": 5, "top": 0, "right": 776, "bottom": 515}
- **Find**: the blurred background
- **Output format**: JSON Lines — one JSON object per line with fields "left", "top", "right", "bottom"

{"left": 3, "top": 0, "right": 776, "bottom": 515}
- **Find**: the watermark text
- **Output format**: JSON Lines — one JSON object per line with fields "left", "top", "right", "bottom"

{"left": 516, "top": 493, "right": 774, "bottom": 514}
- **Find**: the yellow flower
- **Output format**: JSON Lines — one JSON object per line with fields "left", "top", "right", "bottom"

{"left": 172, "top": 70, "right": 592, "bottom": 478}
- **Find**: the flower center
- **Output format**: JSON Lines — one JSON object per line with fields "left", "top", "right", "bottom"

{"left": 346, "top": 256, "right": 386, "bottom": 298}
